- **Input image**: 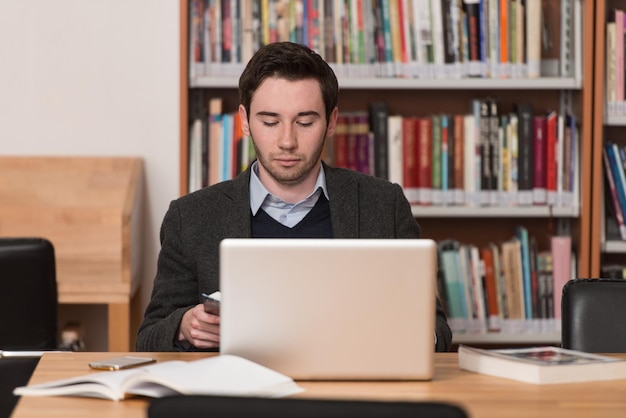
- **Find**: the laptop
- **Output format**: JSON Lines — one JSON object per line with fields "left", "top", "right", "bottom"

{"left": 219, "top": 238, "right": 437, "bottom": 381}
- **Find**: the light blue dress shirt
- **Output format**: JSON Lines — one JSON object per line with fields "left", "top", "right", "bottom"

{"left": 249, "top": 161, "right": 330, "bottom": 227}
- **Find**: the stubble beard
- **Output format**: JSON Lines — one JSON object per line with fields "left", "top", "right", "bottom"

{"left": 252, "top": 139, "right": 325, "bottom": 187}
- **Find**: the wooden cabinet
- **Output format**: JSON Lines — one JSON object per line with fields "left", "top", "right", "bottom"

{"left": 0, "top": 157, "right": 143, "bottom": 351}
{"left": 178, "top": 0, "right": 594, "bottom": 345}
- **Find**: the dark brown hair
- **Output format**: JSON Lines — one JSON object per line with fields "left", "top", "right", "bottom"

{"left": 238, "top": 42, "right": 339, "bottom": 123}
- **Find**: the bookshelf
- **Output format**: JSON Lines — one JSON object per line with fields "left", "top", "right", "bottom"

{"left": 178, "top": 0, "right": 594, "bottom": 345}
{"left": 592, "top": 0, "right": 626, "bottom": 278}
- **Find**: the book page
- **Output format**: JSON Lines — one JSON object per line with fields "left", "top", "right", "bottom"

{"left": 15, "top": 355, "right": 301, "bottom": 401}
{"left": 13, "top": 366, "right": 147, "bottom": 401}
{"left": 124, "top": 355, "right": 302, "bottom": 398}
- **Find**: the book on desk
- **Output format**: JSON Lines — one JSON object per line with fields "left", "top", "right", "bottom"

{"left": 458, "top": 344, "right": 626, "bottom": 384}
{"left": 13, "top": 354, "right": 301, "bottom": 401}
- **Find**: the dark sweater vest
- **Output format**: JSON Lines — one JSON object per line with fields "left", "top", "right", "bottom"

{"left": 251, "top": 194, "right": 333, "bottom": 238}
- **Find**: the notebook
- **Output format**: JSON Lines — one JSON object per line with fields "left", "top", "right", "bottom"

{"left": 219, "top": 238, "right": 437, "bottom": 380}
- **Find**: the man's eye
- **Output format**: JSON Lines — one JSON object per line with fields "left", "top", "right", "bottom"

{"left": 297, "top": 121, "right": 313, "bottom": 127}
{"left": 263, "top": 121, "right": 278, "bottom": 127}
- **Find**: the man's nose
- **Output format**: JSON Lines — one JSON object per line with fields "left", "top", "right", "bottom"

{"left": 277, "top": 125, "right": 297, "bottom": 149}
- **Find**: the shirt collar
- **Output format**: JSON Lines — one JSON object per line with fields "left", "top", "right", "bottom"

{"left": 249, "top": 161, "right": 329, "bottom": 215}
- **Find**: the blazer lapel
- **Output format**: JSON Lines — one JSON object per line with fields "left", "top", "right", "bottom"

{"left": 219, "top": 169, "right": 253, "bottom": 238}
{"left": 324, "top": 163, "right": 359, "bottom": 238}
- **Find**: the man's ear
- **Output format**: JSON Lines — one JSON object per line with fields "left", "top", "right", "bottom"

{"left": 326, "top": 107, "right": 339, "bottom": 137}
{"left": 239, "top": 104, "right": 250, "bottom": 136}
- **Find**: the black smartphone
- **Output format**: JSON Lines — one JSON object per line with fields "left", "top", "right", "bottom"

{"left": 201, "top": 292, "right": 221, "bottom": 315}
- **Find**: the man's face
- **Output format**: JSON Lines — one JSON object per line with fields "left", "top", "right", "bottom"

{"left": 239, "top": 77, "right": 337, "bottom": 188}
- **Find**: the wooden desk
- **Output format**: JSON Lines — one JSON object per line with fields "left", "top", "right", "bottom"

{"left": 11, "top": 352, "right": 626, "bottom": 418}
{"left": 0, "top": 157, "right": 143, "bottom": 351}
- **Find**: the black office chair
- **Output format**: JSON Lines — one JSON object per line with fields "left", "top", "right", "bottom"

{"left": 148, "top": 395, "right": 469, "bottom": 418}
{"left": 0, "top": 237, "right": 58, "bottom": 418}
{"left": 561, "top": 278, "right": 626, "bottom": 352}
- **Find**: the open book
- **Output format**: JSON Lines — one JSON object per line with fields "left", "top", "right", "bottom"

{"left": 458, "top": 345, "right": 626, "bottom": 384}
{"left": 14, "top": 354, "right": 302, "bottom": 401}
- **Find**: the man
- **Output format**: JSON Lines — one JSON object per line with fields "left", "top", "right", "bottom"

{"left": 136, "top": 42, "right": 452, "bottom": 352}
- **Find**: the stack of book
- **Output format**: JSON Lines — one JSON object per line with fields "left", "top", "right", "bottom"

{"left": 188, "top": 0, "right": 562, "bottom": 81}
{"left": 436, "top": 230, "right": 573, "bottom": 335}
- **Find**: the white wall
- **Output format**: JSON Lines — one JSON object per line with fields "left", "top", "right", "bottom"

{"left": 0, "top": 0, "right": 180, "bottom": 350}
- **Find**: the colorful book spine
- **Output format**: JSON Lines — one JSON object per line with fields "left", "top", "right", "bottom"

{"left": 515, "top": 226, "right": 532, "bottom": 319}
{"left": 525, "top": 0, "right": 541, "bottom": 78}
{"left": 616, "top": 9, "right": 624, "bottom": 105}
{"left": 479, "top": 99, "right": 491, "bottom": 205}
{"left": 607, "top": 142, "right": 626, "bottom": 237}
{"left": 333, "top": 113, "right": 349, "bottom": 169}
{"left": 607, "top": 9, "right": 617, "bottom": 113}
{"left": 487, "top": 0, "right": 499, "bottom": 77}
{"left": 355, "top": 112, "right": 371, "bottom": 174}
{"left": 463, "top": 0, "right": 482, "bottom": 76}
{"left": 431, "top": 114, "right": 443, "bottom": 205}
{"left": 454, "top": 113, "right": 465, "bottom": 204}
{"left": 221, "top": 112, "right": 233, "bottom": 181}
{"left": 499, "top": 0, "right": 509, "bottom": 78}
{"left": 488, "top": 99, "right": 500, "bottom": 205}
{"left": 501, "top": 238, "right": 525, "bottom": 320}
{"left": 602, "top": 146, "right": 626, "bottom": 240}
{"left": 468, "top": 100, "right": 482, "bottom": 206}
{"left": 441, "top": 114, "right": 450, "bottom": 204}
{"left": 369, "top": 101, "right": 389, "bottom": 179}
{"left": 464, "top": 244, "right": 485, "bottom": 327}
{"left": 507, "top": 113, "right": 519, "bottom": 205}
{"left": 208, "top": 97, "right": 224, "bottom": 186}
{"left": 439, "top": 240, "right": 468, "bottom": 321}
{"left": 346, "top": 113, "right": 359, "bottom": 172}
{"left": 545, "top": 111, "right": 558, "bottom": 205}
{"left": 430, "top": 0, "right": 446, "bottom": 77}
{"left": 380, "top": 0, "right": 394, "bottom": 76}
{"left": 418, "top": 116, "right": 433, "bottom": 205}
{"left": 463, "top": 112, "right": 478, "bottom": 206}
{"left": 387, "top": 114, "right": 404, "bottom": 186}
{"left": 480, "top": 245, "right": 500, "bottom": 325}
{"left": 478, "top": 0, "right": 488, "bottom": 76}
{"left": 551, "top": 235, "right": 572, "bottom": 319}
{"left": 414, "top": 0, "right": 434, "bottom": 77}
{"left": 402, "top": 116, "right": 420, "bottom": 204}
{"left": 532, "top": 115, "right": 547, "bottom": 205}
{"left": 515, "top": 103, "right": 534, "bottom": 205}
{"left": 499, "top": 114, "right": 509, "bottom": 205}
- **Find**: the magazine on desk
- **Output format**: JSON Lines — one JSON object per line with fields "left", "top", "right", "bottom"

{"left": 13, "top": 354, "right": 302, "bottom": 401}
{"left": 458, "top": 345, "right": 626, "bottom": 384}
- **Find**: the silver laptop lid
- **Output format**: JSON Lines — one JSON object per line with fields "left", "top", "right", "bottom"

{"left": 219, "top": 238, "right": 437, "bottom": 380}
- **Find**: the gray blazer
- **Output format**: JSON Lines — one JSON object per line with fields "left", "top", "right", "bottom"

{"left": 136, "top": 163, "right": 452, "bottom": 352}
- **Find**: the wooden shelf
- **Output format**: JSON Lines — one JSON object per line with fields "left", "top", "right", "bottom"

{"left": 453, "top": 331, "right": 561, "bottom": 345}
{"left": 605, "top": 114, "right": 626, "bottom": 125}
{"left": 411, "top": 206, "right": 579, "bottom": 218}
{"left": 0, "top": 156, "right": 143, "bottom": 351}
{"left": 191, "top": 75, "right": 583, "bottom": 90}
{"left": 603, "top": 240, "right": 626, "bottom": 253}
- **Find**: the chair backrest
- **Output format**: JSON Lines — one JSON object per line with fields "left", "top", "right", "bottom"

{"left": 0, "top": 358, "right": 40, "bottom": 418}
{"left": 0, "top": 237, "right": 58, "bottom": 350}
{"left": 561, "top": 278, "right": 626, "bottom": 352}
{"left": 148, "top": 395, "right": 468, "bottom": 418}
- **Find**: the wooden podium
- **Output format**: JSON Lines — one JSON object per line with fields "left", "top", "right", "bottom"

{"left": 0, "top": 156, "right": 143, "bottom": 351}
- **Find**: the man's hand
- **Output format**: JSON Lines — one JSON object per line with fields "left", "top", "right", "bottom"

{"left": 178, "top": 304, "right": 220, "bottom": 349}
